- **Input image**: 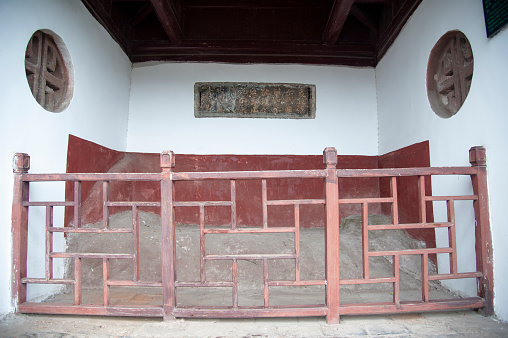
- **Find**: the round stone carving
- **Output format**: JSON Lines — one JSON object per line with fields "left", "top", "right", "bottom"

{"left": 25, "top": 30, "right": 73, "bottom": 112}
{"left": 427, "top": 31, "right": 473, "bottom": 118}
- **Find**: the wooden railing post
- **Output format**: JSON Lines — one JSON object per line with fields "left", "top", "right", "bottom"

{"left": 161, "top": 150, "right": 176, "bottom": 319}
{"left": 11, "top": 153, "right": 30, "bottom": 311}
{"left": 469, "top": 146, "right": 494, "bottom": 316}
{"left": 324, "top": 147, "right": 340, "bottom": 324}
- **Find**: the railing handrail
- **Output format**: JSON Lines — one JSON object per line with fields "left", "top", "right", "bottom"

{"left": 336, "top": 166, "right": 479, "bottom": 177}
{"left": 19, "top": 173, "right": 161, "bottom": 182}
{"left": 18, "top": 166, "right": 479, "bottom": 183}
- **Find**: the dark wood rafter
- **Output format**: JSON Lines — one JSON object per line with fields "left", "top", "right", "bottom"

{"left": 350, "top": 4, "right": 379, "bottom": 38}
{"left": 149, "top": 0, "right": 182, "bottom": 43}
{"left": 376, "top": 0, "right": 422, "bottom": 61}
{"left": 129, "top": 41, "right": 376, "bottom": 66}
{"left": 323, "top": 0, "right": 356, "bottom": 45}
{"left": 80, "top": 0, "right": 421, "bottom": 66}
{"left": 355, "top": 0, "right": 395, "bottom": 3}
{"left": 184, "top": 0, "right": 325, "bottom": 10}
{"left": 129, "top": 3, "right": 154, "bottom": 30}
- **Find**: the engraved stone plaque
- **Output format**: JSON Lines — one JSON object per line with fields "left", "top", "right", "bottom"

{"left": 194, "top": 82, "right": 316, "bottom": 119}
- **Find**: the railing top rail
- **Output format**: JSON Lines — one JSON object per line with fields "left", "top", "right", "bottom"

{"left": 20, "top": 173, "right": 161, "bottom": 182}
{"left": 336, "top": 166, "right": 478, "bottom": 177}
{"left": 19, "top": 166, "right": 479, "bottom": 182}
{"left": 171, "top": 169, "right": 327, "bottom": 181}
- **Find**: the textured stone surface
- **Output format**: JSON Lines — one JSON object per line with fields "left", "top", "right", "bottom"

{"left": 194, "top": 82, "right": 316, "bottom": 119}
{"left": 63, "top": 212, "right": 444, "bottom": 305}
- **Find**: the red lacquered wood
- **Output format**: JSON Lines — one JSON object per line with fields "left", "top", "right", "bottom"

{"left": 12, "top": 153, "right": 30, "bottom": 309}
{"left": 339, "top": 297, "right": 484, "bottom": 315}
{"left": 12, "top": 146, "right": 493, "bottom": 321}
{"left": 469, "top": 146, "right": 494, "bottom": 316}
{"left": 160, "top": 151, "right": 176, "bottom": 319}
{"left": 324, "top": 147, "right": 340, "bottom": 324}
{"left": 19, "top": 302, "right": 164, "bottom": 317}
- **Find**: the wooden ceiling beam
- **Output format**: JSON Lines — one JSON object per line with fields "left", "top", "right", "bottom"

{"left": 323, "top": 0, "right": 356, "bottom": 45}
{"left": 130, "top": 41, "right": 376, "bottom": 66}
{"left": 184, "top": 0, "right": 324, "bottom": 9}
{"left": 131, "top": 54, "right": 376, "bottom": 67}
{"left": 129, "top": 4, "right": 154, "bottom": 29}
{"left": 354, "top": 0, "right": 393, "bottom": 3}
{"left": 150, "top": 0, "right": 182, "bottom": 43}
{"left": 130, "top": 41, "right": 375, "bottom": 58}
{"left": 350, "top": 4, "right": 379, "bottom": 36}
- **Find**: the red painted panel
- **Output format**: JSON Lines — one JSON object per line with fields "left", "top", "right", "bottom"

{"left": 64, "top": 133, "right": 433, "bottom": 260}
{"left": 378, "top": 140, "right": 436, "bottom": 250}
{"left": 172, "top": 154, "right": 379, "bottom": 227}
{"left": 64, "top": 135, "right": 124, "bottom": 226}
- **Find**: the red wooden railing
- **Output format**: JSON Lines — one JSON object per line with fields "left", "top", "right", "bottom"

{"left": 11, "top": 146, "right": 493, "bottom": 323}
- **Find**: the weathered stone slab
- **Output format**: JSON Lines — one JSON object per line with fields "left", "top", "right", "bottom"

{"left": 194, "top": 82, "right": 316, "bottom": 119}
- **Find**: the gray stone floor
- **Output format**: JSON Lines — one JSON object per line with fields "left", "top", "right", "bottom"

{"left": 1, "top": 310, "right": 507, "bottom": 337}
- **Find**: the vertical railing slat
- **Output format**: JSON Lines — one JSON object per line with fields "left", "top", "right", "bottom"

{"left": 132, "top": 205, "right": 140, "bottom": 281}
{"left": 393, "top": 254, "right": 400, "bottom": 306}
{"left": 294, "top": 204, "right": 301, "bottom": 282}
{"left": 103, "top": 258, "right": 110, "bottom": 306}
{"left": 46, "top": 205, "right": 53, "bottom": 280}
{"left": 232, "top": 259, "right": 238, "bottom": 308}
{"left": 231, "top": 180, "right": 237, "bottom": 230}
{"left": 74, "top": 257, "right": 82, "bottom": 306}
{"left": 74, "top": 181, "right": 81, "bottom": 228}
{"left": 418, "top": 176, "right": 427, "bottom": 224}
{"left": 200, "top": 205, "right": 206, "bottom": 283}
{"left": 421, "top": 253, "right": 429, "bottom": 302}
{"left": 263, "top": 258, "right": 269, "bottom": 307}
{"left": 391, "top": 176, "right": 399, "bottom": 225}
{"left": 102, "top": 181, "right": 109, "bottom": 229}
{"left": 362, "top": 202, "right": 369, "bottom": 279}
{"left": 262, "top": 180, "right": 268, "bottom": 229}
{"left": 447, "top": 200, "right": 458, "bottom": 275}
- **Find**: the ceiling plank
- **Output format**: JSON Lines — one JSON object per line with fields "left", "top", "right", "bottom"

{"left": 150, "top": 0, "right": 182, "bottom": 43}
{"left": 323, "top": 0, "right": 356, "bottom": 45}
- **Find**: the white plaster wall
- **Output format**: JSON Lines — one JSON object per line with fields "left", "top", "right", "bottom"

{"left": 127, "top": 63, "right": 378, "bottom": 155}
{"left": 376, "top": 0, "right": 508, "bottom": 321}
{"left": 0, "top": 0, "right": 131, "bottom": 316}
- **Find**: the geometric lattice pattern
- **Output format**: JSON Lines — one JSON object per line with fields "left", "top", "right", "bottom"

{"left": 11, "top": 147, "right": 493, "bottom": 323}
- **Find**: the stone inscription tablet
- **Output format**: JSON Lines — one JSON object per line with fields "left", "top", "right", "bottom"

{"left": 194, "top": 82, "right": 316, "bottom": 119}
